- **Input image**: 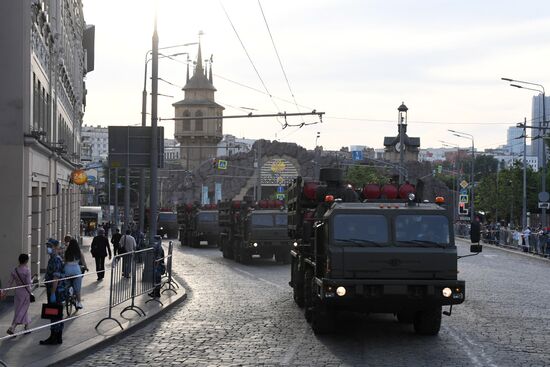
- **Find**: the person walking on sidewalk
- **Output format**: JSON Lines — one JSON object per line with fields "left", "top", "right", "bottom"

{"left": 90, "top": 228, "right": 111, "bottom": 281}
{"left": 64, "top": 239, "right": 88, "bottom": 309}
{"left": 120, "top": 230, "right": 137, "bottom": 278}
{"left": 111, "top": 228, "right": 122, "bottom": 256}
{"left": 6, "top": 254, "right": 32, "bottom": 335}
{"left": 40, "top": 239, "right": 65, "bottom": 345}
{"left": 148, "top": 239, "right": 165, "bottom": 298}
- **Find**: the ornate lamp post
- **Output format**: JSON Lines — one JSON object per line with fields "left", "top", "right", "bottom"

{"left": 398, "top": 102, "right": 408, "bottom": 184}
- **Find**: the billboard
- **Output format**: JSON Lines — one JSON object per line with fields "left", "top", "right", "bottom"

{"left": 108, "top": 126, "right": 164, "bottom": 168}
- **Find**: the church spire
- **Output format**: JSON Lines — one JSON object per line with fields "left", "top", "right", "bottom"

{"left": 209, "top": 60, "right": 213, "bottom": 83}
{"left": 186, "top": 62, "right": 189, "bottom": 83}
{"left": 195, "top": 43, "right": 203, "bottom": 74}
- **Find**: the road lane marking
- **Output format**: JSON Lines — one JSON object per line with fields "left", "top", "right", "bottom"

{"left": 232, "top": 267, "right": 286, "bottom": 290}
{"left": 444, "top": 326, "right": 497, "bottom": 367}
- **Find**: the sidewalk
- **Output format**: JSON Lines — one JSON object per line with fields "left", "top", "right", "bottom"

{"left": 0, "top": 237, "right": 186, "bottom": 367}
{"left": 456, "top": 236, "right": 550, "bottom": 263}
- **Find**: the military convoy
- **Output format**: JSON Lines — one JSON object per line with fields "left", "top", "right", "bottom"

{"left": 177, "top": 204, "right": 220, "bottom": 247}
{"left": 218, "top": 197, "right": 291, "bottom": 264}
{"left": 286, "top": 167, "right": 481, "bottom": 335}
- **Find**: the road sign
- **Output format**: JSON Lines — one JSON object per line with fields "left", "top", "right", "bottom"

{"left": 459, "top": 194, "right": 468, "bottom": 203}
{"left": 351, "top": 150, "right": 364, "bottom": 161}
{"left": 459, "top": 188, "right": 468, "bottom": 195}
{"left": 459, "top": 216, "right": 470, "bottom": 221}
{"left": 276, "top": 194, "right": 285, "bottom": 200}
{"left": 538, "top": 192, "right": 550, "bottom": 202}
{"left": 277, "top": 186, "right": 285, "bottom": 193}
{"left": 217, "top": 159, "right": 228, "bottom": 170}
{"left": 460, "top": 180, "right": 469, "bottom": 189}
{"left": 538, "top": 202, "right": 550, "bottom": 209}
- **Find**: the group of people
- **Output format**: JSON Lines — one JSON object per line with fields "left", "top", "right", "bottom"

{"left": 0, "top": 225, "right": 166, "bottom": 346}
{"left": 481, "top": 222, "right": 550, "bottom": 257}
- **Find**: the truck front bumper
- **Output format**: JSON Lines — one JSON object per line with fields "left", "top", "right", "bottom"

{"left": 316, "top": 278, "right": 465, "bottom": 309}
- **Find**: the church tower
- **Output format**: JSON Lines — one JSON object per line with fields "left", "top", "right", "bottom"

{"left": 173, "top": 43, "right": 224, "bottom": 170}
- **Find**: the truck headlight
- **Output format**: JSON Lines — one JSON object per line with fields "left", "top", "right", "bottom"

{"left": 293, "top": 242, "right": 298, "bottom": 247}
{"left": 442, "top": 287, "right": 452, "bottom": 298}
{"left": 160, "top": 226, "right": 164, "bottom": 230}
{"left": 336, "top": 286, "right": 346, "bottom": 297}
{"left": 253, "top": 242, "right": 258, "bottom": 247}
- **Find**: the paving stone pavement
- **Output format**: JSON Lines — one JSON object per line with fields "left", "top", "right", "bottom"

{"left": 74, "top": 239, "right": 550, "bottom": 367}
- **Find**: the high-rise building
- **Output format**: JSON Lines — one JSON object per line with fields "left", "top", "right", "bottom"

{"left": 507, "top": 126, "right": 523, "bottom": 154}
{"left": 530, "top": 94, "right": 550, "bottom": 163}
{"left": 0, "top": 0, "right": 93, "bottom": 281}
{"left": 81, "top": 125, "right": 108, "bottom": 162}
{"left": 173, "top": 44, "right": 224, "bottom": 170}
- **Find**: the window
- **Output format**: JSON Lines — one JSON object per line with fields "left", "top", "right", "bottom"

{"left": 195, "top": 110, "right": 203, "bottom": 131}
{"left": 275, "top": 214, "right": 287, "bottom": 227}
{"left": 32, "top": 73, "right": 38, "bottom": 129}
{"left": 333, "top": 214, "right": 388, "bottom": 245}
{"left": 395, "top": 215, "right": 450, "bottom": 246}
{"left": 197, "top": 212, "right": 217, "bottom": 222}
{"left": 182, "top": 110, "right": 190, "bottom": 131}
{"left": 251, "top": 214, "right": 274, "bottom": 227}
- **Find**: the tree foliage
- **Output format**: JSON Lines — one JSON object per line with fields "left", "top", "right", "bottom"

{"left": 345, "top": 166, "right": 389, "bottom": 187}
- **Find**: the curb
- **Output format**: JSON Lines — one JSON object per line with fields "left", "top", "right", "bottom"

{"left": 456, "top": 237, "right": 550, "bottom": 263}
{"left": 27, "top": 276, "right": 188, "bottom": 367}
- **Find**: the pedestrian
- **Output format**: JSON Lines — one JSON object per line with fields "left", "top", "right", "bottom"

{"left": 522, "top": 226, "right": 531, "bottom": 252}
{"left": 104, "top": 221, "right": 111, "bottom": 237}
{"left": 110, "top": 228, "right": 122, "bottom": 256}
{"left": 40, "top": 239, "right": 65, "bottom": 345}
{"left": 90, "top": 228, "right": 112, "bottom": 281}
{"left": 120, "top": 230, "right": 136, "bottom": 278}
{"left": 64, "top": 239, "right": 87, "bottom": 309}
{"left": 148, "top": 238, "right": 165, "bottom": 298}
{"left": 6, "top": 254, "right": 32, "bottom": 335}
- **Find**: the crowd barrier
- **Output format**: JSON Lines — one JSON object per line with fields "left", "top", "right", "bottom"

{"left": 0, "top": 241, "right": 177, "bottom": 345}
{"left": 455, "top": 223, "right": 550, "bottom": 258}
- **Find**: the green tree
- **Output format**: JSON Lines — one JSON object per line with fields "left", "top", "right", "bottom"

{"left": 345, "top": 165, "right": 388, "bottom": 188}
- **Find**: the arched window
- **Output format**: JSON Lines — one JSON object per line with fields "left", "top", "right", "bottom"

{"left": 195, "top": 110, "right": 203, "bottom": 131}
{"left": 182, "top": 110, "right": 190, "bottom": 131}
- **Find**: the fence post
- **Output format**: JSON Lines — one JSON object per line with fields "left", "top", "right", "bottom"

{"left": 162, "top": 241, "right": 178, "bottom": 294}
{"left": 121, "top": 249, "right": 146, "bottom": 317}
{"left": 95, "top": 258, "right": 123, "bottom": 330}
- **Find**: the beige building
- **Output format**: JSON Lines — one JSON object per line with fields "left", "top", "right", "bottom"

{"left": 173, "top": 44, "right": 224, "bottom": 170}
{"left": 0, "top": 0, "right": 93, "bottom": 284}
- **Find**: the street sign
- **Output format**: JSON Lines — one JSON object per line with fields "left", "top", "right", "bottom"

{"left": 460, "top": 180, "right": 469, "bottom": 189}
{"left": 277, "top": 186, "right": 285, "bottom": 193}
{"left": 538, "top": 192, "right": 550, "bottom": 202}
{"left": 459, "top": 188, "right": 468, "bottom": 195}
{"left": 108, "top": 126, "right": 164, "bottom": 168}
{"left": 459, "top": 194, "right": 468, "bottom": 203}
{"left": 351, "top": 150, "right": 364, "bottom": 161}
{"left": 85, "top": 162, "right": 104, "bottom": 170}
{"left": 459, "top": 216, "right": 470, "bottom": 221}
{"left": 276, "top": 194, "right": 285, "bottom": 200}
{"left": 538, "top": 202, "right": 550, "bottom": 209}
{"left": 217, "top": 160, "right": 228, "bottom": 170}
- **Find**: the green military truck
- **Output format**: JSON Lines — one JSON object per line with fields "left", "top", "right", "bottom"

{"left": 218, "top": 197, "right": 291, "bottom": 264}
{"left": 287, "top": 168, "right": 481, "bottom": 334}
{"left": 177, "top": 203, "right": 220, "bottom": 247}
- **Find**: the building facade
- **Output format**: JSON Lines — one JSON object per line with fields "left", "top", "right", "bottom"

{"left": 217, "top": 134, "right": 255, "bottom": 157}
{"left": 507, "top": 126, "right": 523, "bottom": 155}
{"left": 173, "top": 44, "right": 224, "bottom": 170}
{"left": 0, "top": 0, "right": 93, "bottom": 283}
{"left": 164, "top": 138, "right": 181, "bottom": 161}
{"left": 81, "top": 124, "right": 108, "bottom": 162}
{"left": 530, "top": 94, "right": 550, "bottom": 163}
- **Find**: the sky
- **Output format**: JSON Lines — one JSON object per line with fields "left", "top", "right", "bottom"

{"left": 82, "top": 0, "right": 550, "bottom": 151}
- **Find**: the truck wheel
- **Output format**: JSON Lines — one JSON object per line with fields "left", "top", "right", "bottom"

{"left": 413, "top": 306, "right": 442, "bottom": 335}
{"left": 292, "top": 259, "right": 304, "bottom": 308}
{"left": 303, "top": 268, "right": 313, "bottom": 322}
{"left": 260, "top": 252, "right": 273, "bottom": 259}
{"left": 239, "top": 248, "right": 251, "bottom": 264}
{"left": 222, "top": 243, "right": 230, "bottom": 259}
{"left": 311, "top": 306, "right": 335, "bottom": 334}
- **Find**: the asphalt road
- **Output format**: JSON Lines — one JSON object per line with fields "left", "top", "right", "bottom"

{"left": 75, "top": 240, "right": 550, "bottom": 366}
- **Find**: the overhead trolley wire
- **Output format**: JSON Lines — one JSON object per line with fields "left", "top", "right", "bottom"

{"left": 257, "top": 0, "right": 304, "bottom": 124}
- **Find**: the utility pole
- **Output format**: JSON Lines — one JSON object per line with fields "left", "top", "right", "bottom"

{"left": 522, "top": 118, "right": 527, "bottom": 229}
{"left": 149, "top": 9, "right": 159, "bottom": 243}
{"left": 114, "top": 168, "right": 119, "bottom": 229}
{"left": 398, "top": 102, "right": 408, "bottom": 185}
{"left": 256, "top": 140, "right": 262, "bottom": 201}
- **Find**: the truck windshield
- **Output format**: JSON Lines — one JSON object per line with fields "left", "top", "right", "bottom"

{"left": 158, "top": 213, "right": 176, "bottom": 222}
{"left": 395, "top": 215, "right": 450, "bottom": 246}
{"left": 275, "top": 214, "right": 287, "bottom": 227}
{"left": 333, "top": 214, "right": 388, "bottom": 245}
{"left": 251, "top": 214, "right": 274, "bottom": 227}
{"left": 198, "top": 212, "right": 217, "bottom": 222}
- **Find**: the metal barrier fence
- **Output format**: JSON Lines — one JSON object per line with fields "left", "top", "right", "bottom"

{"left": 0, "top": 241, "right": 178, "bottom": 344}
{"left": 455, "top": 223, "right": 550, "bottom": 258}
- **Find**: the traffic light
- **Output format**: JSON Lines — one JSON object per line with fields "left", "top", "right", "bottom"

{"left": 459, "top": 202, "right": 469, "bottom": 216}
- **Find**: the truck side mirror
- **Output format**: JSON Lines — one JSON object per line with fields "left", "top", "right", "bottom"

{"left": 470, "top": 221, "right": 481, "bottom": 243}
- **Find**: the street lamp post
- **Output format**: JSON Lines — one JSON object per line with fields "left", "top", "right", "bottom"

{"left": 398, "top": 102, "right": 408, "bottom": 185}
{"left": 502, "top": 77, "right": 547, "bottom": 227}
{"left": 449, "top": 130, "right": 475, "bottom": 222}
{"left": 515, "top": 119, "right": 528, "bottom": 229}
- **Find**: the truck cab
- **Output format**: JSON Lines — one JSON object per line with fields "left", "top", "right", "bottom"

{"left": 243, "top": 209, "right": 290, "bottom": 263}
{"left": 194, "top": 210, "right": 219, "bottom": 247}
{"left": 288, "top": 168, "right": 479, "bottom": 335}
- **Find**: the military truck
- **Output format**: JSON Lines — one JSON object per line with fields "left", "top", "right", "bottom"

{"left": 287, "top": 168, "right": 481, "bottom": 334}
{"left": 157, "top": 211, "right": 178, "bottom": 238}
{"left": 218, "top": 197, "right": 291, "bottom": 264}
{"left": 177, "top": 203, "right": 220, "bottom": 247}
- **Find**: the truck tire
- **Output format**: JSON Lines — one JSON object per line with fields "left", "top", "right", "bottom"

{"left": 311, "top": 306, "right": 335, "bottom": 334}
{"left": 303, "top": 268, "right": 314, "bottom": 323}
{"left": 396, "top": 312, "right": 414, "bottom": 324}
{"left": 413, "top": 306, "right": 442, "bottom": 335}
{"left": 260, "top": 252, "right": 273, "bottom": 259}
{"left": 275, "top": 249, "right": 291, "bottom": 264}
{"left": 292, "top": 258, "right": 304, "bottom": 308}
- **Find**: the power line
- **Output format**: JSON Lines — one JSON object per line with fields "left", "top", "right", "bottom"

{"left": 257, "top": 0, "right": 304, "bottom": 123}
{"left": 219, "top": 1, "right": 284, "bottom": 127}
